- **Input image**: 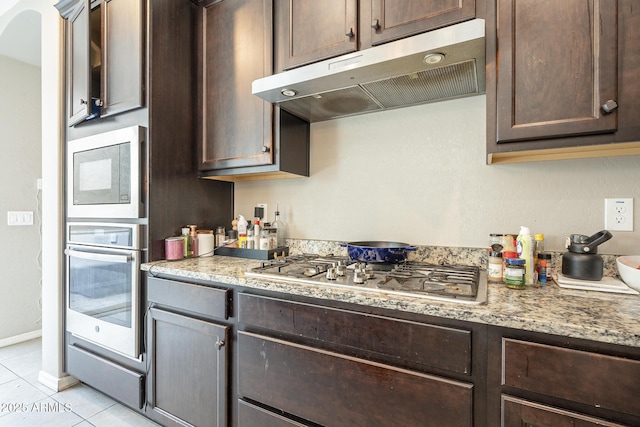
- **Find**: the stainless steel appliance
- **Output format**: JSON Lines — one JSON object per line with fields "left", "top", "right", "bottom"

{"left": 65, "top": 222, "right": 145, "bottom": 358}
{"left": 252, "top": 19, "right": 485, "bottom": 122}
{"left": 245, "top": 254, "right": 487, "bottom": 305}
{"left": 67, "top": 125, "right": 145, "bottom": 218}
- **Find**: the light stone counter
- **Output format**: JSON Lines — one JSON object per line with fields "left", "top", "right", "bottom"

{"left": 142, "top": 251, "right": 640, "bottom": 349}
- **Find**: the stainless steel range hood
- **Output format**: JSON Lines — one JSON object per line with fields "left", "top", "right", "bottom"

{"left": 252, "top": 19, "right": 485, "bottom": 122}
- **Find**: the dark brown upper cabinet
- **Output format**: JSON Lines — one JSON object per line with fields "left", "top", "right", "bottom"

{"left": 197, "top": 0, "right": 309, "bottom": 182}
{"left": 57, "top": 0, "right": 144, "bottom": 126}
{"left": 275, "top": 0, "right": 477, "bottom": 71}
{"left": 487, "top": 0, "right": 640, "bottom": 163}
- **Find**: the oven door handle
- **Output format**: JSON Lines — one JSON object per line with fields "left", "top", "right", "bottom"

{"left": 65, "top": 248, "right": 132, "bottom": 264}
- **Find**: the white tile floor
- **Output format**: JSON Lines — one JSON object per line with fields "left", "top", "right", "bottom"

{"left": 0, "top": 338, "right": 160, "bottom": 427}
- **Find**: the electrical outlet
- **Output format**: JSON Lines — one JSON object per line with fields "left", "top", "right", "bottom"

{"left": 256, "top": 203, "right": 268, "bottom": 223}
{"left": 604, "top": 198, "right": 634, "bottom": 231}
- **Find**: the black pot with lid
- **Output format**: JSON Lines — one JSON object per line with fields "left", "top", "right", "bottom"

{"left": 561, "top": 230, "right": 612, "bottom": 281}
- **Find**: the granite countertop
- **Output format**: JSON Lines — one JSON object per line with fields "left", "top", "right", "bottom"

{"left": 142, "top": 253, "right": 640, "bottom": 348}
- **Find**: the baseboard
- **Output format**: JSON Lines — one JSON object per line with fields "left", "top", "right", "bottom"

{"left": 38, "top": 370, "right": 79, "bottom": 392}
{"left": 0, "top": 329, "right": 42, "bottom": 348}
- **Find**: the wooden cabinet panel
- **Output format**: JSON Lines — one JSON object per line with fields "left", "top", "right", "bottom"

{"left": 59, "top": 0, "right": 145, "bottom": 125}
{"left": 368, "top": 0, "right": 476, "bottom": 45}
{"left": 147, "top": 307, "right": 228, "bottom": 427}
{"left": 67, "top": 0, "right": 90, "bottom": 125}
{"left": 101, "top": 0, "right": 144, "bottom": 117}
{"left": 502, "top": 395, "right": 627, "bottom": 427}
{"left": 495, "top": 0, "right": 617, "bottom": 143}
{"left": 278, "top": 0, "right": 358, "bottom": 70}
{"left": 198, "top": 0, "right": 273, "bottom": 171}
{"left": 238, "top": 331, "right": 473, "bottom": 427}
{"left": 502, "top": 338, "right": 640, "bottom": 417}
{"left": 238, "top": 292, "right": 472, "bottom": 375}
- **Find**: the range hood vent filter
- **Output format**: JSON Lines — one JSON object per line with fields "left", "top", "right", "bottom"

{"left": 363, "top": 59, "right": 480, "bottom": 108}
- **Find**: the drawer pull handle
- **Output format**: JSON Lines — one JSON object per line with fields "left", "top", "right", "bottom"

{"left": 216, "top": 340, "right": 225, "bottom": 349}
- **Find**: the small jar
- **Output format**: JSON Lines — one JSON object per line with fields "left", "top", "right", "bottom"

{"left": 489, "top": 233, "right": 504, "bottom": 248}
{"left": 215, "top": 226, "right": 226, "bottom": 247}
{"left": 259, "top": 228, "right": 270, "bottom": 250}
{"left": 487, "top": 251, "right": 503, "bottom": 283}
{"left": 501, "top": 250, "right": 518, "bottom": 281}
{"left": 538, "top": 253, "right": 552, "bottom": 284}
{"left": 504, "top": 258, "right": 526, "bottom": 289}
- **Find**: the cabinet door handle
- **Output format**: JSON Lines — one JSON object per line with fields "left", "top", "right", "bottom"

{"left": 371, "top": 19, "right": 381, "bottom": 30}
{"left": 601, "top": 99, "right": 618, "bottom": 114}
{"left": 346, "top": 27, "right": 355, "bottom": 38}
{"left": 261, "top": 145, "right": 270, "bottom": 153}
{"left": 215, "top": 340, "right": 225, "bottom": 349}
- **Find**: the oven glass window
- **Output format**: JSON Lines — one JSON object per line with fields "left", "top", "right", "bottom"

{"left": 68, "top": 251, "right": 132, "bottom": 328}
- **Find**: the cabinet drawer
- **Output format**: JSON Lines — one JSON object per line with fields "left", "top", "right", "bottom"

{"left": 67, "top": 344, "right": 144, "bottom": 409}
{"left": 238, "top": 293, "right": 472, "bottom": 374}
{"left": 238, "top": 331, "right": 473, "bottom": 427}
{"left": 503, "top": 338, "right": 640, "bottom": 416}
{"left": 502, "top": 395, "right": 627, "bottom": 427}
{"left": 238, "top": 400, "right": 309, "bottom": 427}
{"left": 147, "top": 276, "right": 230, "bottom": 320}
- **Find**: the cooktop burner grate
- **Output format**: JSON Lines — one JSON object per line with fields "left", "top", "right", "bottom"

{"left": 246, "top": 255, "right": 487, "bottom": 305}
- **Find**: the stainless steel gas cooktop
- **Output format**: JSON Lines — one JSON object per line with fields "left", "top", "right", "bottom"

{"left": 245, "top": 254, "right": 487, "bottom": 305}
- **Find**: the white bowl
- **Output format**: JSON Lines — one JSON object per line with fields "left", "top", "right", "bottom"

{"left": 616, "top": 256, "right": 640, "bottom": 292}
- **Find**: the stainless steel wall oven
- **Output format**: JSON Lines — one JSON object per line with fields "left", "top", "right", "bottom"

{"left": 65, "top": 222, "right": 145, "bottom": 359}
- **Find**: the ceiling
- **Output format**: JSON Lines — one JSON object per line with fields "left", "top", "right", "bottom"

{"left": 0, "top": 2, "right": 41, "bottom": 67}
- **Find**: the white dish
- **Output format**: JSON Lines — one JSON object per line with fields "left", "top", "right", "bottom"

{"left": 555, "top": 273, "right": 639, "bottom": 295}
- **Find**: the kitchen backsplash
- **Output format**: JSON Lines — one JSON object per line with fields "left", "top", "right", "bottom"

{"left": 285, "top": 239, "right": 621, "bottom": 279}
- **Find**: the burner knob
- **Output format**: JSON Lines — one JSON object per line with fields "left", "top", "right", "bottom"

{"left": 336, "top": 264, "right": 347, "bottom": 276}
{"left": 353, "top": 270, "right": 366, "bottom": 284}
{"left": 326, "top": 267, "right": 338, "bottom": 280}
{"left": 364, "top": 265, "right": 375, "bottom": 279}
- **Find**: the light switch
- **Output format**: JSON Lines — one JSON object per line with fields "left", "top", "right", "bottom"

{"left": 7, "top": 211, "right": 34, "bottom": 226}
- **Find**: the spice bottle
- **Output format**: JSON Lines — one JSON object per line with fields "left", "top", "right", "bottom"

{"left": 215, "top": 226, "right": 226, "bottom": 247}
{"left": 189, "top": 225, "right": 199, "bottom": 257}
{"left": 487, "top": 251, "right": 504, "bottom": 283}
{"left": 534, "top": 233, "right": 545, "bottom": 277}
{"left": 538, "top": 253, "right": 552, "bottom": 284}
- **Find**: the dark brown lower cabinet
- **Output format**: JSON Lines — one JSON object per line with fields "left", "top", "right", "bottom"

{"left": 146, "top": 277, "right": 231, "bottom": 427}
{"left": 237, "top": 331, "right": 473, "bottom": 427}
{"left": 502, "top": 395, "right": 627, "bottom": 427}
{"left": 488, "top": 327, "right": 640, "bottom": 427}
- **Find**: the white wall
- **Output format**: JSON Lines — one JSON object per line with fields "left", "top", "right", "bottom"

{"left": 0, "top": 55, "right": 42, "bottom": 340}
{"left": 235, "top": 95, "right": 640, "bottom": 255}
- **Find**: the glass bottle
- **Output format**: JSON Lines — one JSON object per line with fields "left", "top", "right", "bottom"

{"left": 271, "top": 207, "right": 286, "bottom": 248}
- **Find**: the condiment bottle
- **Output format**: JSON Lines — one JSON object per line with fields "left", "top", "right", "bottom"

{"left": 504, "top": 258, "right": 526, "bottom": 289}
{"left": 272, "top": 207, "right": 285, "bottom": 248}
{"left": 516, "top": 226, "right": 534, "bottom": 285}
{"left": 182, "top": 227, "right": 192, "bottom": 257}
{"left": 237, "top": 215, "right": 248, "bottom": 248}
{"left": 487, "top": 251, "right": 504, "bottom": 283}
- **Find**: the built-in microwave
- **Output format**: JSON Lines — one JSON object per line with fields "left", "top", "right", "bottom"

{"left": 67, "top": 125, "right": 145, "bottom": 218}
